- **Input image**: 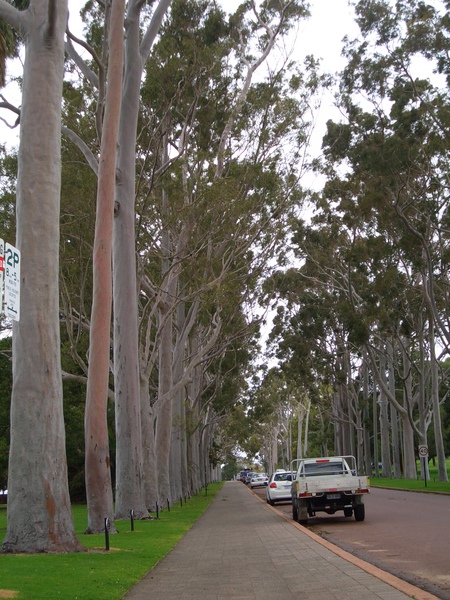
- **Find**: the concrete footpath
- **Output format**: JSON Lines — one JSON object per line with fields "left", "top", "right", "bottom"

{"left": 123, "top": 481, "right": 439, "bottom": 600}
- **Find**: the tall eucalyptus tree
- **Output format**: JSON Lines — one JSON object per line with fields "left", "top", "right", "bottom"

{"left": 84, "top": 0, "right": 125, "bottom": 534}
{"left": 0, "top": 0, "right": 83, "bottom": 553}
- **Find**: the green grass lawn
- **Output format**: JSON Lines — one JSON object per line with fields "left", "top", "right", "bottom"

{"left": 0, "top": 464, "right": 448, "bottom": 600}
{"left": 370, "top": 458, "right": 450, "bottom": 494}
{"left": 0, "top": 483, "right": 222, "bottom": 600}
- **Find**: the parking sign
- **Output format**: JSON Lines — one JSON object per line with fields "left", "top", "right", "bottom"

{"left": 5, "top": 242, "right": 20, "bottom": 321}
{"left": 0, "top": 238, "right": 4, "bottom": 313}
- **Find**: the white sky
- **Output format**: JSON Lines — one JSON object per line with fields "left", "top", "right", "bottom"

{"left": 218, "top": 0, "right": 359, "bottom": 70}
{"left": 292, "top": 0, "right": 359, "bottom": 71}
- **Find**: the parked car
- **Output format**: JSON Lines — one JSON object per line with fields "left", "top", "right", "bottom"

{"left": 238, "top": 469, "right": 250, "bottom": 482}
{"left": 244, "top": 471, "right": 255, "bottom": 485}
{"left": 265, "top": 470, "right": 293, "bottom": 505}
{"left": 249, "top": 473, "right": 267, "bottom": 488}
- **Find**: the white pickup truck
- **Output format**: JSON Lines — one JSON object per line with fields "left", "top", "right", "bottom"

{"left": 290, "top": 456, "right": 370, "bottom": 525}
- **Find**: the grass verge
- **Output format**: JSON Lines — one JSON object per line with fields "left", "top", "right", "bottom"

{"left": 0, "top": 482, "right": 223, "bottom": 600}
{"left": 370, "top": 459, "right": 450, "bottom": 494}
{"left": 370, "top": 477, "right": 450, "bottom": 493}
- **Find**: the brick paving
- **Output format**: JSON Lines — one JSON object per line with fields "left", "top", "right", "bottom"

{"left": 123, "top": 481, "right": 438, "bottom": 600}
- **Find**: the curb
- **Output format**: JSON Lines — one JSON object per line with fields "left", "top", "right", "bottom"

{"left": 249, "top": 486, "right": 440, "bottom": 600}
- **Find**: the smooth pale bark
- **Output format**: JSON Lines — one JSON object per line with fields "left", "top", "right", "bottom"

{"left": 84, "top": 0, "right": 125, "bottom": 534}
{"left": 400, "top": 350, "right": 417, "bottom": 480}
{"left": 113, "top": 0, "right": 172, "bottom": 520}
{"left": 186, "top": 335, "right": 202, "bottom": 493}
{"left": 417, "top": 323, "right": 430, "bottom": 481}
{"left": 372, "top": 384, "right": 380, "bottom": 477}
{"left": 154, "top": 121, "right": 176, "bottom": 506}
{"left": 170, "top": 302, "right": 188, "bottom": 501}
{"left": 343, "top": 345, "right": 356, "bottom": 457}
{"left": 361, "top": 362, "right": 372, "bottom": 476}
{"left": 379, "top": 354, "right": 392, "bottom": 477}
{"left": 155, "top": 306, "right": 174, "bottom": 505}
{"left": 169, "top": 389, "right": 183, "bottom": 502}
{"left": 296, "top": 404, "right": 305, "bottom": 460}
{"left": 187, "top": 415, "right": 201, "bottom": 493}
{"left": 200, "top": 413, "right": 210, "bottom": 487}
{"left": 1, "top": 0, "right": 83, "bottom": 553}
{"left": 138, "top": 284, "right": 160, "bottom": 509}
{"left": 140, "top": 374, "right": 158, "bottom": 510}
{"left": 387, "top": 341, "right": 402, "bottom": 479}
{"left": 429, "top": 320, "right": 448, "bottom": 481}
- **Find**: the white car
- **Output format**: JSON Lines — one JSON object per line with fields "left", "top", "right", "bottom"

{"left": 265, "top": 471, "right": 294, "bottom": 505}
{"left": 249, "top": 473, "right": 267, "bottom": 488}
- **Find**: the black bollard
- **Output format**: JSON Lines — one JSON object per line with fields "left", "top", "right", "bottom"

{"left": 167, "top": 498, "right": 170, "bottom": 512}
{"left": 180, "top": 496, "right": 183, "bottom": 507}
{"left": 130, "top": 509, "right": 135, "bottom": 531}
{"left": 156, "top": 501, "right": 159, "bottom": 519}
{"left": 104, "top": 517, "right": 110, "bottom": 551}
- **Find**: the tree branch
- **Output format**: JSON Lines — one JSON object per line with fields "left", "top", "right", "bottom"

{"left": 61, "top": 126, "right": 99, "bottom": 175}
{"left": 0, "top": 0, "right": 25, "bottom": 33}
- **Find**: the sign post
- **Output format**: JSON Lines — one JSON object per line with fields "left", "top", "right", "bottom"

{"left": 418, "top": 445, "right": 429, "bottom": 488}
{"left": 0, "top": 238, "right": 4, "bottom": 313}
{"left": 4, "top": 242, "right": 20, "bottom": 321}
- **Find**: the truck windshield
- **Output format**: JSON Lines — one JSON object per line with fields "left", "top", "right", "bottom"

{"left": 302, "top": 461, "right": 348, "bottom": 477}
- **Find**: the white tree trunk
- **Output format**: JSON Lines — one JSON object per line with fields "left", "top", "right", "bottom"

{"left": 155, "top": 306, "right": 174, "bottom": 505}
{"left": 1, "top": 0, "right": 82, "bottom": 553}
{"left": 429, "top": 320, "right": 448, "bottom": 482}
{"left": 400, "top": 343, "right": 417, "bottom": 479}
{"left": 379, "top": 354, "right": 392, "bottom": 477}
{"left": 387, "top": 341, "right": 402, "bottom": 478}
{"left": 140, "top": 374, "right": 158, "bottom": 510}
{"left": 187, "top": 334, "right": 202, "bottom": 493}
{"left": 170, "top": 303, "right": 188, "bottom": 501}
{"left": 112, "top": 0, "right": 172, "bottom": 520}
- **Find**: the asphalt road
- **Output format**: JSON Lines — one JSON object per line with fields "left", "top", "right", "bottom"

{"left": 252, "top": 485, "right": 450, "bottom": 600}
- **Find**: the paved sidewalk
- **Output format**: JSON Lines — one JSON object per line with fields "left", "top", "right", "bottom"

{"left": 123, "top": 481, "right": 438, "bottom": 600}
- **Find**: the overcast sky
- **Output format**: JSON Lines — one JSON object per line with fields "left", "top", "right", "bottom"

{"left": 1, "top": 0, "right": 359, "bottom": 149}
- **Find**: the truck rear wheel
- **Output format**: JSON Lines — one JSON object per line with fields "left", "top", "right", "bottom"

{"left": 354, "top": 503, "right": 365, "bottom": 521}
{"left": 298, "top": 503, "right": 308, "bottom": 525}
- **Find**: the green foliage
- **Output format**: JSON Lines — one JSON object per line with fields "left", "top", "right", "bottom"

{"left": 0, "top": 148, "right": 17, "bottom": 243}
{"left": 0, "top": 0, "right": 28, "bottom": 87}
{"left": 221, "top": 455, "right": 238, "bottom": 480}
